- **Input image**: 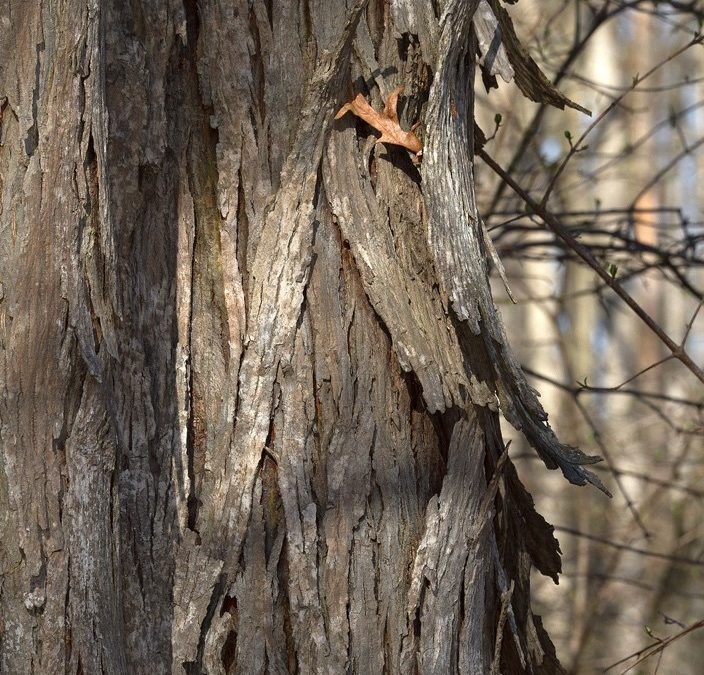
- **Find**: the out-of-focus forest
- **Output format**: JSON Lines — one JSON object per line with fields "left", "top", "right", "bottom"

{"left": 476, "top": 1, "right": 704, "bottom": 672}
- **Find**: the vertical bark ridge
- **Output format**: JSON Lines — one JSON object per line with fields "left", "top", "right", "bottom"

{"left": 1, "top": 1, "right": 105, "bottom": 669}
{"left": 173, "top": 2, "right": 369, "bottom": 670}
{"left": 400, "top": 414, "right": 491, "bottom": 674}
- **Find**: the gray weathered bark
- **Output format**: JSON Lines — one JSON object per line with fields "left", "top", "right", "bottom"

{"left": 1, "top": 0, "right": 591, "bottom": 672}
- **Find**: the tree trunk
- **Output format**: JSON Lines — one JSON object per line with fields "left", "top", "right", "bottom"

{"left": 1, "top": 1, "right": 591, "bottom": 672}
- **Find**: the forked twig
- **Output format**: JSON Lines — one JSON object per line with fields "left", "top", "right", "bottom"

{"left": 541, "top": 34, "right": 704, "bottom": 207}
{"left": 603, "top": 618, "right": 704, "bottom": 673}
{"left": 478, "top": 148, "right": 704, "bottom": 384}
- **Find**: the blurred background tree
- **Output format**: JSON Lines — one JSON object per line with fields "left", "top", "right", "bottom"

{"left": 475, "top": 1, "right": 704, "bottom": 672}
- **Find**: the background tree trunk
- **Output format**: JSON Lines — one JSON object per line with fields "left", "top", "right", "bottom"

{"left": 1, "top": 1, "right": 580, "bottom": 672}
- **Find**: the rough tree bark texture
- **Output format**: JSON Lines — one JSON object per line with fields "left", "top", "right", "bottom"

{"left": 0, "top": 0, "right": 593, "bottom": 672}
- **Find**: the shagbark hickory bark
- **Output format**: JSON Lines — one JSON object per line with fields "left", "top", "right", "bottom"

{"left": 0, "top": 0, "right": 596, "bottom": 672}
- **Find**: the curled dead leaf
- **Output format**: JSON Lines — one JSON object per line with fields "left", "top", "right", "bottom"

{"left": 335, "top": 86, "right": 423, "bottom": 157}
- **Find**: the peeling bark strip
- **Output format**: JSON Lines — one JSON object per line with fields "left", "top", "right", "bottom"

{"left": 422, "top": 0, "right": 608, "bottom": 494}
{"left": 479, "top": 0, "right": 591, "bottom": 115}
{"left": 1, "top": 0, "right": 592, "bottom": 672}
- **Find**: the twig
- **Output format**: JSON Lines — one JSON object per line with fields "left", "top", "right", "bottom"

{"left": 554, "top": 525, "right": 704, "bottom": 567}
{"left": 541, "top": 34, "right": 704, "bottom": 206}
{"left": 557, "top": 98, "right": 704, "bottom": 194}
{"left": 512, "top": 453, "right": 704, "bottom": 498}
{"left": 573, "top": 398, "right": 650, "bottom": 537}
{"left": 629, "top": 135, "right": 704, "bottom": 208}
{"left": 603, "top": 617, "right": 704, "bottom": 673}
{"left": 522, "top": 365, "right": 704, "bottom": 409}
{"left": 478, "top": 147, "right": 704, "bottom": 384}
{"left": 485, "top": 0, "right": 634, "bottom": 215}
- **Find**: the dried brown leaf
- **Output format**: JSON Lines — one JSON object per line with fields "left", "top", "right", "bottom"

{"left": 335, "top": 87, "right": 423, "bottom": 156}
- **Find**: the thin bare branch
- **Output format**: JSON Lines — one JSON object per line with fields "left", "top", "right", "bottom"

{"left": 603, "top": 618, "right": 704, "bottom": 673}
{"left": 541, "top": 34, "right": 704, "bottom": 206}
{"left": 554, "top": 526, "right": 704, "bottom": 567}
{"left": 478, "top": 147, "right": 704, "bottom": 383}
